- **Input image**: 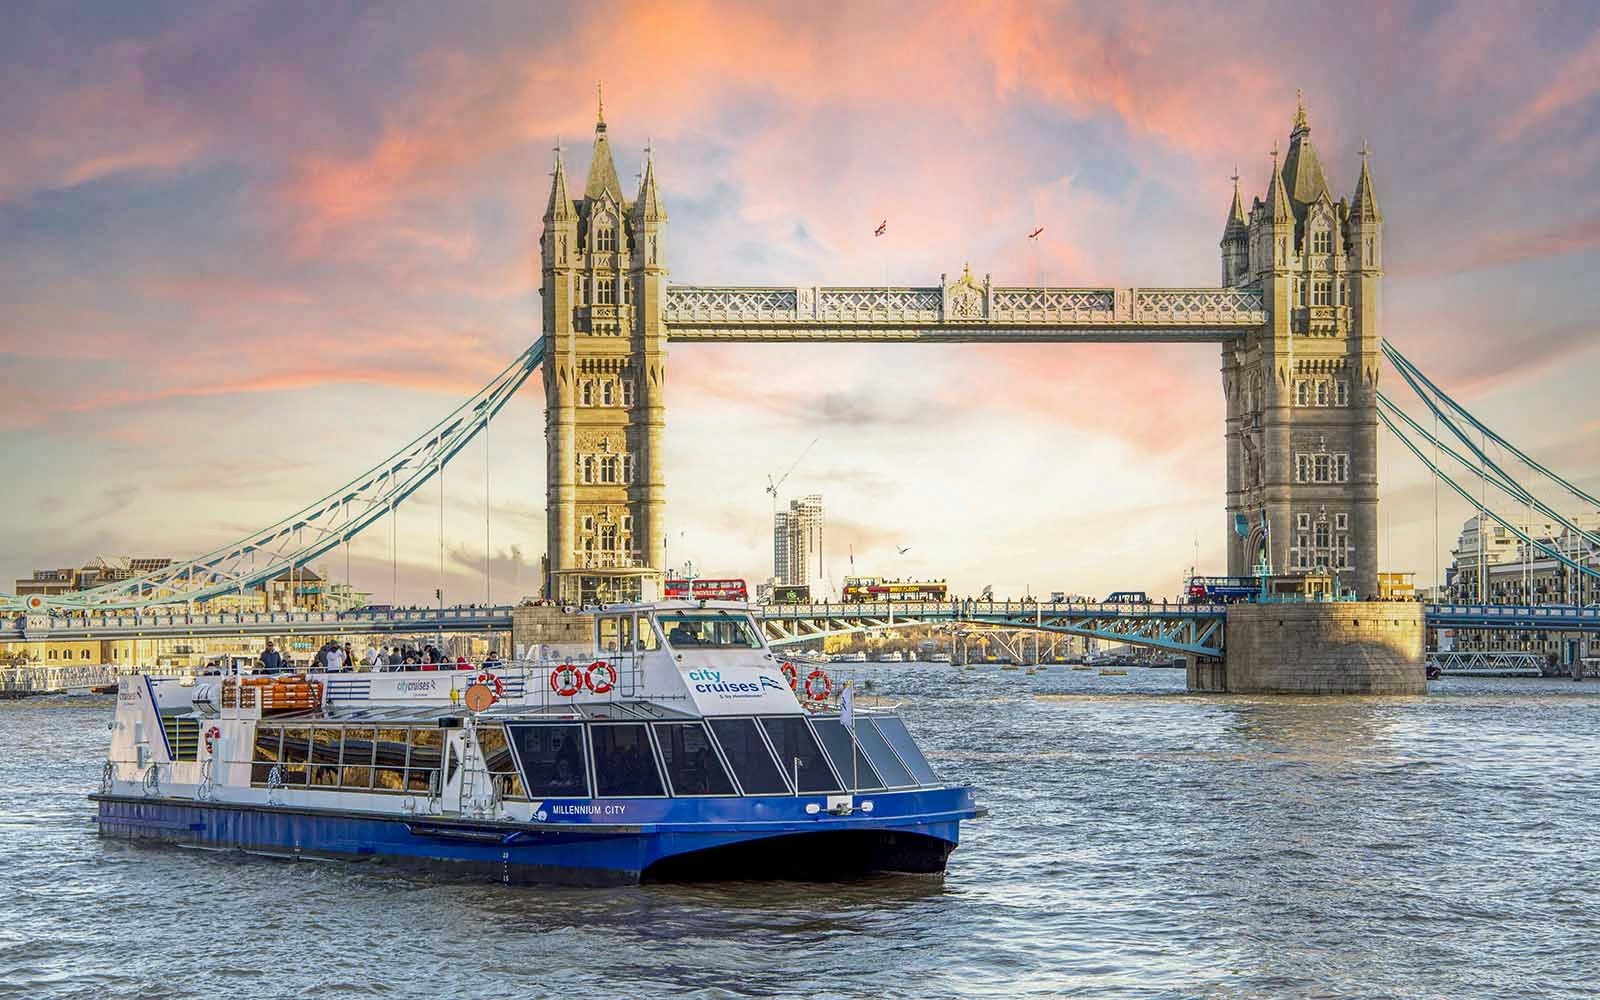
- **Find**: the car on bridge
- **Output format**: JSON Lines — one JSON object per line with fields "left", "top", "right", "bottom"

{"left": 1104, "top": 591, "right": 1151, "bottom": 604}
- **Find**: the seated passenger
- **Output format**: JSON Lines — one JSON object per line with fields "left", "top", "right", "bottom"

{"left": 669, "top": 625, "right": 699, "bottom": 646}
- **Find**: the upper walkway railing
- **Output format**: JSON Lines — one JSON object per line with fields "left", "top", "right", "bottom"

{"left": 664, "top": 284, "right": 1265, "bottom": 342}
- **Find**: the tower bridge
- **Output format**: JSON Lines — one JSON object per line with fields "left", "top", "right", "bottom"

{"left": 8, "top": 94, "right": 1596, "bottom": 694}
{"left": 546, "top": 93, "right": 1381, "bottom": 607}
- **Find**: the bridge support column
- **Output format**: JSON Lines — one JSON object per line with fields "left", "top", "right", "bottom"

{"left": 1218, "top": 602, "right": 1424, "bottom": 694}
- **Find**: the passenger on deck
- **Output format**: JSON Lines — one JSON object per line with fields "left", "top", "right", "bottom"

{"left": 258, "top": 641, "right": 284, "bottom": 675}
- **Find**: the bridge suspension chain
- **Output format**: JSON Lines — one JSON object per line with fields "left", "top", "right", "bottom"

{"left": 6, "top": 338, "right": 547, "bottom": 612}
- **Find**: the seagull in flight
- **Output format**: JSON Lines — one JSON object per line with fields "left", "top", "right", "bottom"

{"left": 896, "top": 545, "right": 911, "bottom": 555}
{"left": 1028, "top": 227, "right": 1044, "bottom": 239}
{"left": 874, "top": 220, "right": 887, "bottom": 237}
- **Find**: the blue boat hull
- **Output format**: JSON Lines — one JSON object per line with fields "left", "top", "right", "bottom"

{"left": 92, "top": 788, "right": 976, "bottom": 886}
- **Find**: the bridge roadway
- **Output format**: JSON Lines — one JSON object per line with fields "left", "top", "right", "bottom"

{"left": 7, "top": 601, "right": 1598, "bottom": 659}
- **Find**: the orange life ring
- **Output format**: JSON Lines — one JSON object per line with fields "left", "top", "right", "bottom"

{"left": 204, "top": 725, "right": 222, "bottom": 754}
{"left": 474, "top": 671, "right": 504, "bottom": 703}
{"left": 804, "top": 668, "right": 832, "bottom": 701}
{"left": 551, "top": 664, "right": 582, "bottom": 697}
{"left": 586, "top": 660, "right": 617, "bottom": 694}
{"left": 781, "top": 661, "right": 799, "bottom": 690}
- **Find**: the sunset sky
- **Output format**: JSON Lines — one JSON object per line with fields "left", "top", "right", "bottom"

{"left": 4, "top": 1, "right": 1599, "bottom": 603}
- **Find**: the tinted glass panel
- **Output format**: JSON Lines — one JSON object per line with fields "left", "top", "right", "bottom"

{"left": 855, "top": 719, "right": 915, "bottom": 787}
{"left": 654, "top": 723, "right": 736, "bottom": 796}
{"left": 251, "top": 726, "right": 280, "bottom": 784}
{"left": 277, "top": 727, "right": 312, "bottom": 785}
{"left": 759, "top": 717, "right": 841, "bottom": 793}
{"left": 477, "top": 726, "right": 527, "bottom": 799}
{"left": 590, "top": 724, "right": 666, "bottom": 797}
{"left": 507, "top": 724, "right": 590, "bottom": 798}
{"left": 373, "top": 728, "right": 409, "bottom": 792}
{"left": 340, "top": 727, "right": 375, "bottom": 789}
{"left": 407, "top": 729, "right": 443, "bottom": 793}
{"left": 708, "top": 718, "right": 789, "bottom": 795}
{"left": 310, "top": 728, "right": 341, "bottom": 786}
{"left": 871, "top": 716, "right": 940, "bottom": 785}
{"left": 810, "top": 718, "right": 884, "bottom": 791}
{"left": 660, "top": 613, "right": 762, "bottom": 648}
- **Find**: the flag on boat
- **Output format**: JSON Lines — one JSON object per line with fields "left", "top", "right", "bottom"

{"left": 840, "top": 681, "right": 855, "bottom": 733}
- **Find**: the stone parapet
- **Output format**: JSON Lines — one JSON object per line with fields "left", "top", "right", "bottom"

{"left": 1219, "top": 601, "right": 1425, "bottom": 695}
{"left": 510, "top": 606, "right": 594, "bottom": 662}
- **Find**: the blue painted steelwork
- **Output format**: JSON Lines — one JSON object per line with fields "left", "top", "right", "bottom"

{"left": 93, "top": 785, "right": 975, "bottom": 886}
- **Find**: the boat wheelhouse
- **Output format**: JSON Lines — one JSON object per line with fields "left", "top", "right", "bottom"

{"left": 92, "top": 601, "right": 979, "bottom": 885}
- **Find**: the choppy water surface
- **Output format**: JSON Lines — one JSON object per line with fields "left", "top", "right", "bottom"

{"left": 4, "top": 668, "right": 1598, "bottom": 999}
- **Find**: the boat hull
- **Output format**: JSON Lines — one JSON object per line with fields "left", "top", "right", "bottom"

{"left": 92, "top": 787, "right": 974, "bottom": 886}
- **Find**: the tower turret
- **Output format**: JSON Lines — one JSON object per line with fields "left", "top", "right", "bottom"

{"left": 1220, "top": 171, "right": 1249, "bottom": 286}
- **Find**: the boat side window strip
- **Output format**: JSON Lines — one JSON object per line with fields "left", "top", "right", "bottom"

{"left": 504, "top": 723, "right": 591, "bottom": 799}
{"left": 653, "top": 722, "right": 737, "bottom": 797}
{"left": 758, "top": 716, "right": 843, "bottom": 794}
{"left": 589, "top": 723, "right": 668, "bottom": 797}
{"left": 866, "top": 715, "right": 942, "bottom": 785}
{"left": 852, "top": 718, "right": 917, "bottom": 788}
{"left": 707, "top": 717, "right": 790, "bottom": 795}
{"left": 809, "top": 717, "right": 886, "bottom": 792}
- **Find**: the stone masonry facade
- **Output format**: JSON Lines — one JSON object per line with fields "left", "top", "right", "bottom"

{"left": 1221, "top": 96, "right": 1384, "bottom": 598}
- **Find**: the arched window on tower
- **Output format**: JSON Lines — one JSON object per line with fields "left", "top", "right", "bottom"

{"left": 581, "top": 380, "right": 594, "bottom": 406}
{"left": 595, "top": 217, "right": 616, "bottom": 253}
{"left": 1296, "top": 380, "right": 1311, "bottom": 407}
{"left": 1312, "top": 229, "right": 1332, "bottom": 255}
{"left": 583, "top": 457, "right": 596, "bottom": 484}
{"left": 620, "top": 379, "right": 635, "bottom": 406}
{"left": 601, "top": 381, "right": 615, "bottom": 406}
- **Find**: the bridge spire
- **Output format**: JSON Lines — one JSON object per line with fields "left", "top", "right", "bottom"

{"left": 584, "top": 88, "right": 624, "bottom": 203}
{"left": 1351, "top": 140, "right": 1383, "bottom": 224}
{"left": 544, "top": 139, "right": 573, "bottom": 222}
{"left": 633, "top": 142, "right": 664, "bottom": 222}
{"left": 1266, "top": 143, "right": 1292, "bottom": 224}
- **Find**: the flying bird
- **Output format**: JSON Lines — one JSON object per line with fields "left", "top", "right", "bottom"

{"left": 874, "top": 220, "right": 887, "bottom": 237}
{"left": 1028, "top": 227, "right": 1044, "bottom": 239}
{"left": 896, "top": 545, "right": 911, "bottom": 555}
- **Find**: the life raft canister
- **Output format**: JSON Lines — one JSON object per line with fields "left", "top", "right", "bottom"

{"left": 781, "top": 661, "right": 799, "bottom": 690}
{"left": 804, "top": 668, "right": 832, "bottom": 701}
{"left": 551, "top": 664, "right": 583, "bottom": 697}
{"left": 586, "top": 660, "right": 617, "bottom": 694}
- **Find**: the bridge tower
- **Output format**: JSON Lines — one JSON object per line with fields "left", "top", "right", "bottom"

{"left": 1222, "top": 96, "right": 1383, "bottom": 597}
{"left": 540, "top": 102, "right": 668, "bottom": 603}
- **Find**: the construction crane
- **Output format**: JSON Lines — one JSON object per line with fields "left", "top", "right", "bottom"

{"left": 766, "top": 436, "right": 819, "bottom": 512}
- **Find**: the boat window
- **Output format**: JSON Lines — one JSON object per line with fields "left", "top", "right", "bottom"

{"left": 653, "top": 722, "right": 736, "bottom": 796}
{"left": 507, "top": 723, "right": 590, "bottom": 798}
{"left": 251, "top": 726, "right": 281, "bottom": 784}
{"left": 870, "top": 716, "right": 941, "bottom": 785}
{"left": 590, "top": 724, "right": 666, "bottom": 797}
{"left": 311, "top": 728, "right": 342, "bottom": 787}
{"left": 854, "top": 719, "right": 916, "bottom": 787}
{"left": 759, "top": 717, "right": 842, "bottom": 794}
{"left": 598, "top": 615, "right": 623, "bottom": 654}
{"left": 660, "top": 612, "right": 762, "bottom": 649}
{"left": 278, "top": 726, "right": 312, "bottom": 786}
{"left": 340, "top": 727, "right": 375, "bottom": 789}
{"left": 708, "top": 718, "right": 789, "bottom": 794}
{"left": 407, "top": 729, "right": 444, "bottom": 795}
{"left": 635, "top": 614, "right": 661, "bottom": 651}
{"left": 373, "top": 727, "right": 409, "bottom": 792}
{"left": 475, "top": 725, "right": 526, "bottom": 799}
{"left": 810, "top": 718, "right": 885, "bottom": 791}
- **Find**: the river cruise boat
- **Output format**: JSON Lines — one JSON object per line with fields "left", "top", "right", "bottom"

{"left": 91, "top": 601, "right": 980, "bottom": 885}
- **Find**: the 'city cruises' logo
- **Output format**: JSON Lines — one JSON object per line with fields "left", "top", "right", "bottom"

{"left": 399, "top": 678, "right": 437, "bottom": 693}
{"left": 687, "top": 668, "right": 776, "bottom": 699}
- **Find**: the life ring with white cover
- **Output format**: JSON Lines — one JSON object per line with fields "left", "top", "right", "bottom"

{"left": 781, "top": 662, "right": 799, "bottom": 690}
{"left": 804, "top": 669, "right": 832, "bottom": 701}
{"left": 586, "top": 661, "right": 617, "bottom": 694}
{"left": 204, "top": 725, "right": 222, "bottom": 755}
{"left": 474, "top": 671, "right": 504, "bottom": 703}
{"left": 551, "top": 664, "right": 583, "bottom": 697}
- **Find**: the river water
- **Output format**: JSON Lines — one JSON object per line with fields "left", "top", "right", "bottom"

{"left": 3, "top": 667, "right": 1598, "bottom": 999}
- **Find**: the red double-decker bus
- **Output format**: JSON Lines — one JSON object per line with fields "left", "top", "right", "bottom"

{"left": 663, "top": 578, "right": 749, "bottom": 602}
